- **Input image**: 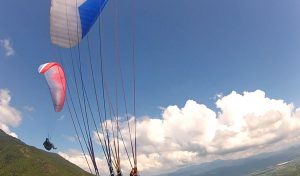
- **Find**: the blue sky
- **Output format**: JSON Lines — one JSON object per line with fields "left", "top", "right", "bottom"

{"left": 2, "top": 0, "right": 300, "bottom": 174}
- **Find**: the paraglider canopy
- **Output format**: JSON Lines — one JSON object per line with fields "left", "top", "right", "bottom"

{"left": 38, "top": 62, "right": 66, "bottom": 112}
{"left": 50, "top": 0, "right": 108, "bottom": 48}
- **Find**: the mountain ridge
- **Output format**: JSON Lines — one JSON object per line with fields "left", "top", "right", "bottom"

{"left": 0, "top": 129, "right": 93, "bottom": 176}
{"left": 161, "top": 145, "right": 300, "bottom": 176}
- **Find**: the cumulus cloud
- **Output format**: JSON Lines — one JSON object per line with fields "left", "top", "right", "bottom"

{"left": 59, "top": 149, "right": 109, "bottom": 175}
{"left": 0, "top": 89, "right": 22, "bottom": 138}
{"left": 0, "top": 123, "right": 18, "bottom": 138}
{"left": 0, "top": 39, "right": 15, "bottom": 56}
{"left": 62, "top": 90, "right": 300, "bottom": 175}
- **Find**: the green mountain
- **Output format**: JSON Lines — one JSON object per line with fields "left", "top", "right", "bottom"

{"left": 163, "top": 145, "right": 300, "bottom": 176}
{"left": 250, "top": 158, "right": 300, "bottom": 176}
{"left": 0, "top": 129, "right": 93, "bottom": 176}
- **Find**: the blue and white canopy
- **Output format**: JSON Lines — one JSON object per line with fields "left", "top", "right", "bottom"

{"left": 50, "top": 0, "right": 108, "bottom": 48}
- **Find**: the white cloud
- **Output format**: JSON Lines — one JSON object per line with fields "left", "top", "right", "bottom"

{"left": 211, "top": 92, "right": 223, "bottom": 101}
{"left": 0, "top": 39, "right": 15, "bottom": 56}
{"left": 0, "top": 123, "right": 18, "bottom": 138}
{"left": 62, "top": 134, "right": 77, "bottom": 142}
{"left": 57, "top": 115, "right": 65, "bottom": 121}
{"left": 62, "top": 90, "right": 300, "bottom": 175}
{"left": 0, "top": 89, "right": 22, "bottom": 138}
{"left": 23, "top": 105, "right": 35, "bottom": 112}
{"left": 59, "top": 149, "right": 109, "bottom": 175}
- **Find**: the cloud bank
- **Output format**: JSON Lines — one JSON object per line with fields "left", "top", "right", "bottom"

{"left": 59, "top": 149, "right": 108, "bottom": 175}
{"left": 61, "top": 90, "right": 300, "bottom": 175}
{"left": 0, "top": 89, "right": 22, "bottom": 138}
{"left": 0, "top": 39, "right": 15, "bottom": 57}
